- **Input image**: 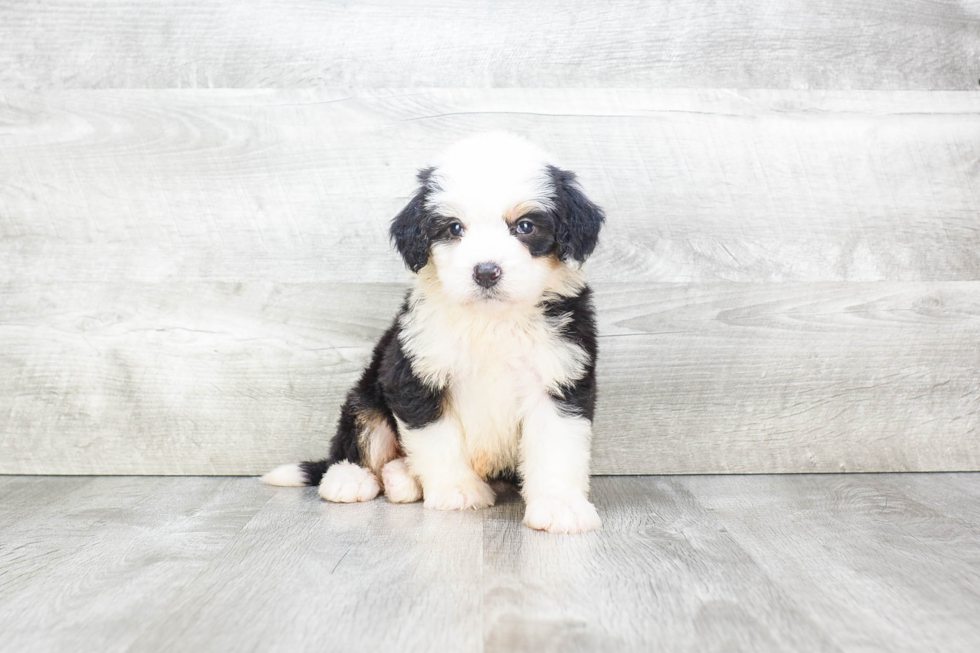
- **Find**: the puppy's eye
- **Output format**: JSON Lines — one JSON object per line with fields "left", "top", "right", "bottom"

{"left": 516, "top": 220, "right": 534, "bottom": 234}
{"left": 449, "top": 221, "right": 463, "bottom": 237}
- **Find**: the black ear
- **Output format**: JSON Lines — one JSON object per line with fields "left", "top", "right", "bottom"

{"left": 548, "top": 165, "right": 605, "bottom": 263}
{"left": 390, "top": 168, "right": 436, "bottom": 273}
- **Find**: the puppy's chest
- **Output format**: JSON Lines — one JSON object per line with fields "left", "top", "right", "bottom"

{"left": 403, "top": 304, "right": 587, "bottom": 475}
{"left": 448, "top": 322, "right": 583, "bottom": 475}
{"left": 447, "top": 333, "right": 540, "bottom": 476}
{"left": 413, "top": 311, "right": 584, "bottom": 397}
{"left": 447, "top": 319, "right": 572, "bottom": 403}
{"left": 449, "top": 336, "right": 538, "bottom": 421}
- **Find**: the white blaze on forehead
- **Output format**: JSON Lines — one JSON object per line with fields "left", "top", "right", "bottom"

{"left": 417, "top": 131, "right": 582, "bottom": 308}
{"left": 426, "top": 132, "right": 556, "bottom": 224}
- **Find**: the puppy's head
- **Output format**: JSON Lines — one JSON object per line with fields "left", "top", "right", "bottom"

{"left": 390, "top": 133, "right": 604, "bottom": 306}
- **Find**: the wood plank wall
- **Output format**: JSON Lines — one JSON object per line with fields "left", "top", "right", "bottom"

{"left": 1, "top": 1, "right": 979, "bottom": 474}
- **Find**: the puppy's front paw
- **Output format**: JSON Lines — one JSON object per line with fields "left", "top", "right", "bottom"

{"left": 423, "top": 478, "right": 496, "bottom": 511}
{"left": 524, "top": 495, "right": 601, "bottom": 534}
{"left": 319, "top": 461, "right": 381, "bottom": 503}
{"left": 382, "top": 458, "right": 422, "bottom": 504}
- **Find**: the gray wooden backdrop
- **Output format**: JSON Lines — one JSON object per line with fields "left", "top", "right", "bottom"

{"left": 1, "top": 1, "right": 979, "bottom": 475}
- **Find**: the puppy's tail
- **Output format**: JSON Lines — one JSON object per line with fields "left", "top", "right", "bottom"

{"left": 261, "top": 459, "right": 333, "bottom": 487}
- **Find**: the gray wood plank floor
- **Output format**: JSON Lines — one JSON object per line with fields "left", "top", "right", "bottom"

{"left": 1, "top": 474, "right": 978, "bottom": 652}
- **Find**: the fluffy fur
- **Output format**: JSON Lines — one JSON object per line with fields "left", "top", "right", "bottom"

{"left": 263, "top": 132, "right": 605, "bottom": 533}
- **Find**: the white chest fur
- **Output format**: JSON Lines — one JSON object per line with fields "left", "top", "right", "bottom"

{"left": 399, "top": 289, "right": 588, "bottom": 477}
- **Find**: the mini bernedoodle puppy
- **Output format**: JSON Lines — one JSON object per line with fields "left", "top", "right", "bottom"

{"left": 263, "top": 132, "right": 605, "bottom": 533}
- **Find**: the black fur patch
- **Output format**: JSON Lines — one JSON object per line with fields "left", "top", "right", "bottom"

{"left": 547, "top": 166, "right": 605, "bottom": 263}
{"left": 297, "top": 387, "right": 367, "bottom": 487}
{"left": 541, "top": 286, "right": 599, "bottom": 421}
{"left": 427, "top": 214, "right": 465, "bottom": 245}
{"left": 299, "top": 296, "right": 444, "bottom": 485}
{"left": 390, "top": 167, "right": 438, "bottom": 272}
{"left": 379, "top": 310, "right": 445, "bottom": 430}
{"left": 508, "top": 210, "right": 558, "bottom": 258}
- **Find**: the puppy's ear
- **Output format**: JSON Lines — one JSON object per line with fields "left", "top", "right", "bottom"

{"left": 548, "top": 166, "right": 605, "bottom": 264}
{"left": 390, "top": 167, "right": 436, "bottom": 273}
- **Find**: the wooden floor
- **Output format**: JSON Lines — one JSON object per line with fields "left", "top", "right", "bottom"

{"left": 2, "top": 475, "right": 979, "bottom": 652}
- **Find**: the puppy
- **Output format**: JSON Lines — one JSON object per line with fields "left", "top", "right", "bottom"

{"left": 263, "top": 132, "right": 605, "bottom": 533}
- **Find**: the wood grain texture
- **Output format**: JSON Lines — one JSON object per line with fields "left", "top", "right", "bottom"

{"left": 3, "top": 475, "right": 980, "bottom": 652}
{"left": 128, "top": 480, "right": 486, "bottom": 652}
{"left": 1, "top": 0, "right": 979, "bottom": 90}
{"left": 3, "top": 59, "right": 979, "bottom": 471}
{"left": 593, "top": 281, "right": 980, "bottom": 474}
{"left": 481, "top": 477, "right": 838, "bottom": 652}
{"left": 2, "top": 281, "right": 978, "bottom": 475}
{"left": 2, "top": 89, "right": 979, "bottom": 285}
{"left": 0, "top": 477, "right": 267, "bottom": 652}
{"left": 682, "top": 474, "right": 980, "bottom": 652}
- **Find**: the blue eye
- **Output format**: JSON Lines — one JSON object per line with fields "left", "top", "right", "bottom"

{"left": 516, "top": 220, "right": 534, "bottom": 234}
{"left": 449, "top": 222, "right": 463, "bottom": 237}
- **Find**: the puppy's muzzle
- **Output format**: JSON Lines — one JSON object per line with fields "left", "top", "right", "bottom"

{"left": 473, "top": 262, "right": 502, "bottom": 289}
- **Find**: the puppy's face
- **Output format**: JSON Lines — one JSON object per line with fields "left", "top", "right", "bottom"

{"left": 390, "top": 133, "right": 604, "bottom": 307}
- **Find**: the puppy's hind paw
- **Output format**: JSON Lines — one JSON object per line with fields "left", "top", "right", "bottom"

{"left": 524, "top": 495, "right": 601, "bottom": 534}
{"left": 318, "top": 461, "right": 381, "bottom": 503}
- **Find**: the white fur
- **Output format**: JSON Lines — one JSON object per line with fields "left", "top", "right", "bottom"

{"left": 426, "top": 132, "right": 555, "bottom": 232}
{"left": 381, "top": 458, "right": 422, "bottom": 503}
{"left": 398, "top": 274, "right": 588, "bottom": 392}
{"left": 261, "top": 463, "right": 307, "bottom": 487}
{"left": 399, "top": 417, "right": 496, "bottom": 510}
{"left": 423, "top": 482, "right": 496, "bottom": 511}
{"left": 423, "top": 132, "right": 570, "bottom": 308}
{"left": 395, "top": 280, "right": 590, "bottom": 486}
{"left": 524, "top": 494, "right": 601, "bottom": 534}
{"left": 519, "top": 394, "right": 601, "bottom": 533}
{"left": 318, "top": 461, "right": 381, "bottom": 503}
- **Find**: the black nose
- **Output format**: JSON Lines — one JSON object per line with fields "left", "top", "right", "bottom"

{"left": 473, "top": 262, "right": 502, "bottom": 288}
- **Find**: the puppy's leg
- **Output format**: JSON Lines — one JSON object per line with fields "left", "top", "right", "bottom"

{"left": 306, "top": 390, "right": 384, "bottom": 503}
{"left": 519, "top": 396, "right": 601, "bottom": 534}
{"left": 265, "top": 320, "right": 402, "bottom": 501}
{"left": 401, "top": 418, "right": 495, "bottom": 510}
{"left": 318, "top": 408, "right": 389, "bottom": 504}
{"left": 263, "top": 398, "right": 382, "bottom": 503}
